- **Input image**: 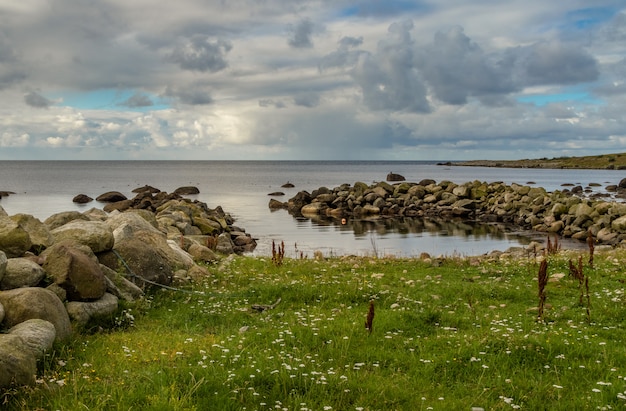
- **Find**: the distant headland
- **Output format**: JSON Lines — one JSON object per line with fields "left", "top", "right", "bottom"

{"left": 442, "top": 152, "right": 626, "bottom": 170}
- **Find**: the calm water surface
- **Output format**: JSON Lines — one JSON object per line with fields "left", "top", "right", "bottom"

{"left": 0, "top": 161, "right": 622, "bottom": 257}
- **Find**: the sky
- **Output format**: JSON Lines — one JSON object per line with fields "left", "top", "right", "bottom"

{"left": 0, "top": 1, "right": 625, "bottom": 161}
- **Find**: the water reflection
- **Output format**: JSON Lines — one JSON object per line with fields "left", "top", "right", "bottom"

{"left": 291, "top": 213, "right": 534, "bottom": 249}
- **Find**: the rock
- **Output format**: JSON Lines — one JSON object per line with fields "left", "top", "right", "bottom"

{"left": 0, "top": 333, "right": 37, "bottom": 387}
{"left": 268, "top": 192, "right": 285, "bottom": 196}
{"left": 96, "top": 191, "right": 128, "bottom": 202}
{"left": 0, "top": 250, "right": 6, "bottom": 283}
{"left": 8, "top": 319, "right": 56, "bottom": 359}
{"left": 132, "top": 185, "right": 160, "bottom": 194}
{"left": 0, "top": 216, "right": 32, "bottom": 258}
{"left": 611, "top": 215, "right": 626, "bottom": 232}
{"left": 216, "top": 232, "right": 234, "bottom": 254}
{"left": 99, "top": 235, "right": 174, "bottom": 288}
{"left": 100, "top": 264, "right": 144, "bottom": 302}
{"left": 619, "top": 178, "right": 626, "bottom": 189}
{"left": 44, "top": 211, "right": 90, "bottom": 231}
{"left": 51, "top": 220, "right": 115, "bottom": 253}
{"left": 173, "top": 186, "right": 200, "bottom": 195}
{"left": 42, "top": 243, "right": 107, "bottom": 301}
{"left": 281, "top": 182, "right": 295, "bottom": 188}
{"left": 0, "top": 301, "right": 4, "bottom": 323}
{"left": 10, "top": 214, "right": 54, "bottom": 252}
{"left": 386, "top": 172, "right": 405, "bottom": 182}
{"left": 0, "top": 258, "right": 46, "bottom": 290}
{"left": 65, "top": 293, "right": 119, "bottom": 328}
{"left": 0, "top": 287, "right": 72, "bottom": 341}
{"left": 103, "top": 200, "right": 134, "bottom": 212}
{"left": 72, "top": 194, "right": 93, "bottom": 204}
{"left": 188, "top": 243, "right": 219, "bottom": 263}
{"left": 268, "top": 199, "right": 286, "bottom": 210}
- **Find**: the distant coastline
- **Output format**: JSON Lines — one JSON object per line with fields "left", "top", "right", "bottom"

{"left": 445, "top": 152, "right": 626, "bottom": 170}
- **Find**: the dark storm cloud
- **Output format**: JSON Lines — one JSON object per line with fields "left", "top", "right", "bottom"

{"left": 416, "top": 26, "right": 517, "bottom": 105}
{"left": 293, "top": 93, "right": 320, "bottom": 107}
{"left": 24, "top": 91, "right": 53, "bottom": 108}
{"left": 170, "top": 35, "right": 232, "bottom": 72}
{"left": 119, "top": 93, "right": 154, "bottom": 108}
{"left": 164, "top": 85, "right": 214, "bottom": 105}
{"left": 518, "top": 41, "right": 599, "bottom": 85}
{"left": 287, "top": 19, "right": 315, "bottom": 49}
{"left": 350, "top": 20, "right": 431, "bottom": 113}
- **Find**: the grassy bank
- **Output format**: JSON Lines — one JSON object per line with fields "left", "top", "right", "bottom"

{"left": 453, "top": 152, "right": 626, "bottom": 170}
{"left": 3, "top": 247, "right": 626, "bottom": 410}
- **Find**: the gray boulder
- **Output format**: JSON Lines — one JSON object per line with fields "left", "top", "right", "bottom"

{"left": 44, "top": 211, "right": 90, "bottom": 231}
{"left": 216, "top": 232, "right": 234, "bottom": 254}
{"left": 0, "top": 258, "right": 46, "bottom": 290}
{"left": 100, "top": 264, "right": 144, "bottom": 302}
{"left": 96, "top": 191, "right": 127, "bottom": 202}
{"left": 50, "top": 220, "right": 114, "bottom": 253}
{"left": 0, "top": 333, "right": 37, "bottom": 387}
{"left": 0, "top": 287, "right": 72, "bottom": 341}
{"left": 9, "top": 319, "right": 56, "bottom": 359}
{"left": 65, "top": 293, "right": 119, "bottom": 328}
{"left": 188, "top": 243, "right": 219, "bottom": 263}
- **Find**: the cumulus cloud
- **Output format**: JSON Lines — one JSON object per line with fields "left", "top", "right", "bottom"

{"left": 119, "top": 93, "right": 154, "bottom": 108}
{"left": 24, "top": 91, "right": 53, "bottom": 108}
{"left": 169, "top": 35, "right": 232, "bottom": 72}
{"left": 164, "top": 85, "right": 214, "bottom": 105}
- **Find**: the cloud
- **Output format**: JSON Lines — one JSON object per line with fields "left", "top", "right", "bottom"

{"left": 24, "top": 91, "right": 53, "bottom": 108}
{"left": 287, "top": 19, "right": 315, "bottom": 49}
{"left": 169, "top": 35, "right": 232, "bottom": 72}
{"left": 119, "top": 93, "right": 154, "bottom": 108}
{"left": 517, "top": 41, "right": 599, "bottom": 85}
{"left": 293, "top": 93, "right": 320, "bottom": 108}
{"left": 164, "top": 84, "right": 214, "bottom": 105}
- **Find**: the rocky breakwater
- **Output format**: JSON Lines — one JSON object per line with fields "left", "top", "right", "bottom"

{"left": 269, "top": 178, "right": 626, "bottom": 245}
{"left": 0, "top": 187, "right": 256, "bottom": 389}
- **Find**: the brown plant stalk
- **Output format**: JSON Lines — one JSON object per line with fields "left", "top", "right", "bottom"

{"left": 365, "top": 300, "right": 375, "bottom": 335}
{"left": 537, "top": 259, "right": 548, "bottom": 322}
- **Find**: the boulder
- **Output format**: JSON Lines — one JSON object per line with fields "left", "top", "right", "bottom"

{"left": 44, "top": 211, "right": 90, "bottom": 231}
{"left": 386, "top": 172, "right": 405, "bottom": 182}
{"left": 0, "top": 216, "right": 32, "bottom": 258}
{"left": 0, "top": 287, "right": 72, "bottom": 341}
{"left": 98, "top": 235, "right": 174, "bottom": 288}
{"left": 10, "top": 214, "right": 54, "bottom": 252}
{"left": 0, "top": 333, "right": 37, "bottom": 387}
{"left": 268, "top": 199, "right": 287, "bottom": 210}
{"left": 96, "top": 191, "right": 128, "bottom": 202}
{"left": 72, "top": 194, "right": 93, "bottom": 204}
{"left": 65, "top": 293, "right": 119, "bottom": 328}
{"left": 8, "top": 319, "right": 56, "bottom": 359}
{"left": 611, "top": 215, "right": 626, "bottom": 232}
{"left": 173, "top": 186, "right": 200, "bottom": 195}
{"left": 51, "top": 220, "right": 114, "bottom": 254}
{"left": 0, "top": 258, "right": 46, "bottom": 290}
{"left": 188, "top": 243, "right": 219, "bottom": 263}
{"left": 42, "top": 243, "right": 108, "bottom": 301}
{"left": 100, "top": 264, "right": 144, "bottom": 302}
{"left": 216, "top": 232, "right": 234, "bottom": 255}
{"left": 0, "top": 250, "right": 6, "bottom": 283}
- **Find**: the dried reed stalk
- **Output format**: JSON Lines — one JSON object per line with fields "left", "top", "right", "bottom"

{"left": 537, "top": 259, "right": 548, "bottom": 321}
{"left": 271, "top": 240, "right": 285, "bottom": 266}
{"left": 546, "top": 235, "right": 560, "bottom": 255}
{"left": 587, "top": 231, "right": 595, "bottom": 268}
{"left": 365, "top": 300, "right": 375, "bottom": 335}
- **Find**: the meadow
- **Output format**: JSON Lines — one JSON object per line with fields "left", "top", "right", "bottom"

{"left": 3, "top": 244, "right": 626, "bottom": 410}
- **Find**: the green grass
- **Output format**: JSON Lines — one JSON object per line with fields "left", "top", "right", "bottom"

{"left": 3, "top": 249, "right": 626, "bottom": 410}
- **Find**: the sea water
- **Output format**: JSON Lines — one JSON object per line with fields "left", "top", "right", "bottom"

{"left": 0, "top": 161, "right": 622, "bottom": 257}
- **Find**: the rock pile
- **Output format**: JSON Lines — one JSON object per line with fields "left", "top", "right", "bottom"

{"left": 0, "top": 187, "right": 256, "bottom": 389}
{"left": 270, "top": 178, "right": 626, "bottom": 245}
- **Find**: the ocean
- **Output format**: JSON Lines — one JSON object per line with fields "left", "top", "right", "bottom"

{"left": 0, "top": 161, "right": 622, "bottom": 257}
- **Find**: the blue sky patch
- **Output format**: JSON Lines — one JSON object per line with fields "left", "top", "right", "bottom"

{"left": 564, "top": 6, "right": 619, "bottom": 30}
{"left": 517, "top": 91, "right": 602, "bottom": 107}
{"left": 338, "top": 0, "right": 430, "bottom": 18}
{"left": 49, "top": 89, "right": 170, "bottom": 112}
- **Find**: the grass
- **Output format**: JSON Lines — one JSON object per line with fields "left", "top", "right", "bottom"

{"left": 3, "top": 247, "right": 626, "bottom": 410}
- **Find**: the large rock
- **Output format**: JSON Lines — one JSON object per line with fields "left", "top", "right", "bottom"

{"left": 216, "top": 232, "right": 234, "bottom": 254}
{"left": 0, "top": 250, "right": 6, "bottom": 283}
{"left": 44, "top": 211, "right": 90, "bottom": 231}
{"left": 0, "top": 216, "right": 32, "bottom": 258}
{"left": 96, "top": 191, "right": 128, "bottom": 202}
{"left": 51, "top": 220, "right": 114, "bottom": 253}
{"left": 105, "top": 211, "right": 162, "bottom": 242}
{"left": 42, "top": 243, "right": 108, "bottom": 301}
{"left": 100, "top": 264, "right": 144, "bottom": 302}
{"left": 0, "top": 287, "right": 72, "bottom": 341}
{"left": 611, "top": 215, "right": 626, "bottom": 232}
{"left": 0, "top": 258, "right": 46, "bottom": 290}
{"left": 65, "top": 293, "right": 119, "bottom": 327}
{"left": 99, "top": 235, "right": 174, "bottom": 288}
{"left": 0, "top": 318, "right": 56, "bottom": 389}
{"left": 10, "top": 214, "right": 54, "bottom": 252}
